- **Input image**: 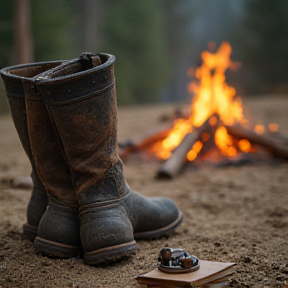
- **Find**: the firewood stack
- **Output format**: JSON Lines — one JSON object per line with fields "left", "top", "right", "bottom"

{"left": 118, "top": 112, "right": 288, "bottom": 179}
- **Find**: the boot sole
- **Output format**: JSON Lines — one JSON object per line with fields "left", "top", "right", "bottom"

{"left": 84, "top": 240, "right": 137, "bottom": 265}
{"left": 134, "top": 211, "right": 183, "bottom": 240}
{"left": 23, "top": 223, "right": 38, "bottom": 241}
{"left": 34, "top": 236, "right": 81, "bottom": 258}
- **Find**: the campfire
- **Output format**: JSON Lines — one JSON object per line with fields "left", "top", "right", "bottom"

{"left": 119, "top": 42, "right": 288, "bottom": 178}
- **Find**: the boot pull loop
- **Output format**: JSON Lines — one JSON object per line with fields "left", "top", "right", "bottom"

{"left": 80, "top": 52, "right": 102, "bottom": 70}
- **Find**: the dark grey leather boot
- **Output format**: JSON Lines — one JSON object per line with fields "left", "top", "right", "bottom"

{"left": 0, "top": 62, "right": 81, "bottom": 258}
{"left": 35, "top": 53, "right": 183, "bottom": 265}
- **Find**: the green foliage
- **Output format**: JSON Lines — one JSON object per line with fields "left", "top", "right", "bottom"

{"left": 31, "top": 0, "right": 76, "bottom": 61}
{"left": 0, "top": 1, "right": 14, "bottom": 68}
{"left": 0, "top": 0, "right": 77, "bottom": 66}
{"left": 159, "top": 0, "right": 194, "bottom": 102}
{"left": 0, "top": 1, "right": 14, "bottom": 113}
{"left": 0, "top": 0, "right": 77, "bottom": 114}
{"left": 1, "top": 0, "right": 287, "bottom": 111}
{"left": 242, "top": 0, "right": 288, "bottom": 93}
{"left": 99, "top": 0, "right": 170, "bottom": 105}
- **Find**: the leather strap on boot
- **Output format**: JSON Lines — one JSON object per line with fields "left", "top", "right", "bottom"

{"left": 80, "top": 52, "right": 101, "bottom": 70}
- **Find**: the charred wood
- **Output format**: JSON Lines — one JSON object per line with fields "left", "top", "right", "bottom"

{"left": 118, "top": 122, "right": 173, "bottom": 159}
{"left": 225, "top": 124, "right": 288, "bottom": 159}
{"left": 157, "top": 115, "right": 219, "bottom": 179}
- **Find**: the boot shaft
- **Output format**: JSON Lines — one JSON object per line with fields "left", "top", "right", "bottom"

{"left": 23, "top": 80, "right": 78, "bottom": 207}
{"left": 1, "top": 61, "right": 61, "bottom": 187}
{"left": 1, "top": 61, "right": 78, "bottom": 207}
{"left": 0, "top": 61, "right": 62, "bottom": 238}
{"left": 35, "top": 53, "right": 128, "bottom": 206}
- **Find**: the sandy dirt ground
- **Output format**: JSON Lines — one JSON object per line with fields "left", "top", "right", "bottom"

{"left": 0, "top": 95, "right": 288, "bottom": 288}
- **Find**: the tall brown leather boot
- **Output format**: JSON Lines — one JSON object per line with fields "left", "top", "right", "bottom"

{"left": 0, "top": 61, "right": 60, "bottom": 241}
{"left": 36, "top": 53, "right": 183, "bottom": 265}
{"left": 0, "top": 62, "right": 81, "bottom": 258}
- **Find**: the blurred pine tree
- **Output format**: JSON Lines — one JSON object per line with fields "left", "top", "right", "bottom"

{"left": 31, "top": 0, "right": 76, "bottom": 61}
{"left": 160, "top": 0, "right": 194, "bottom": 102}
{"left": 242, "top": 0, "right": 288, "bottom": 94}
{"left": 0, "top": 1, "right": 14, "bottom": 68}
{"left": 99, "top": 0, "right": 170, "bottom": 105}
{"left": 0, "top": 1, "right": 14, "bottom": 113}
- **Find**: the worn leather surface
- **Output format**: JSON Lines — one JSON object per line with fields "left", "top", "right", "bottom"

{"left": 23, "top": 79, "right": 78, "bottom": 208}
{"left": 124, "top": 187, "right": 181, "bottom": 234}
{"left": 0, "top": 62, "right": 62, "bottom": 231}
{"left": 0, "top": 61, "right": 80, "bottom": 248}
{"left": 36, "top": 53, "right": 182, "bottom": 254}
{"left": 22, "top": 67, "right": 80, "bottom": 249}
{"left": 43, "top": 84, "right": 125, "bottom": 205}
{"left": 37, "top": 204, "right": 80, "bottom": 247}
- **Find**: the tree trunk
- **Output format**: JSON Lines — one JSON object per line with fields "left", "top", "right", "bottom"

{"left": 14, "top": 0, "right": 34, "bottom": 64}
{"left": 84, "top": 0, "right": 102, "bottom": 51}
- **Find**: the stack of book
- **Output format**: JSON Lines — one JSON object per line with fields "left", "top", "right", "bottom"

{"left": 135, "top": 260, "right": 235, "bottom": 288}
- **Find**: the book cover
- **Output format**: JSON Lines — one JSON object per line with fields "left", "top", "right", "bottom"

{"left": 135, "top": 260, "right": 235, "bottom": 287}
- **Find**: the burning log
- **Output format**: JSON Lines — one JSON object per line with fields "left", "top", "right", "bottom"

{"left": 157, "top": 115, "right": 219, "bottom": 179}
{"left": 118, "top": 122, "right": 173, "bottom": 159}
{"left": 225, "top": 124, "right": 288, "bottom": 159}
{"left": 267, "top": 132, "right": 288, "bottom": 146}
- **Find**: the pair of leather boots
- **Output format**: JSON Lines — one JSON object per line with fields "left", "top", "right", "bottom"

{"left": 0, "top": 53, "right": 182, "bottom": 265}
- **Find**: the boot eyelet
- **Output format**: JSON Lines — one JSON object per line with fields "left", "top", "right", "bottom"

{"left": 67, "top": 89, "right": 72, "bottom": 94}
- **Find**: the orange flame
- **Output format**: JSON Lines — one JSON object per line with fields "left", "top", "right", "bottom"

{"left": 187, "top": 140, "right": 203, "bottom": 161}
{"left": 150, "top": 42, "right": 278, "bottom": 161}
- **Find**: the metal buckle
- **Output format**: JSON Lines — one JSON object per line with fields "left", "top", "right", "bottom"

{"left": 158, "top": 248, "right": 200, "bottom": 273}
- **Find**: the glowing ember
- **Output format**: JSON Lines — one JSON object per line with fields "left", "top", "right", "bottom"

{"left": 238, "top": 139, "right": 251, "bottom": 153}
{"left": 201, "top": 132, "right": 210, "bottom": 142}
{"left": 187, "top": 140, "right": 203, "bottom": 161}
{"left": 255, "top": 124, "right": 265, "bottom": 135}
{"left": 150, "top": 42, "right": 279, "bottom": 162}
{"left": 268, "top": 123, "right": 279, "bottom": 132}
{"left": 215, "top": 126, "right": 237, "bottom": 157}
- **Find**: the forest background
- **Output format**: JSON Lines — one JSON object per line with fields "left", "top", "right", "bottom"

{"left": 0, "top": 0, "right": 287, "bottom": 114}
